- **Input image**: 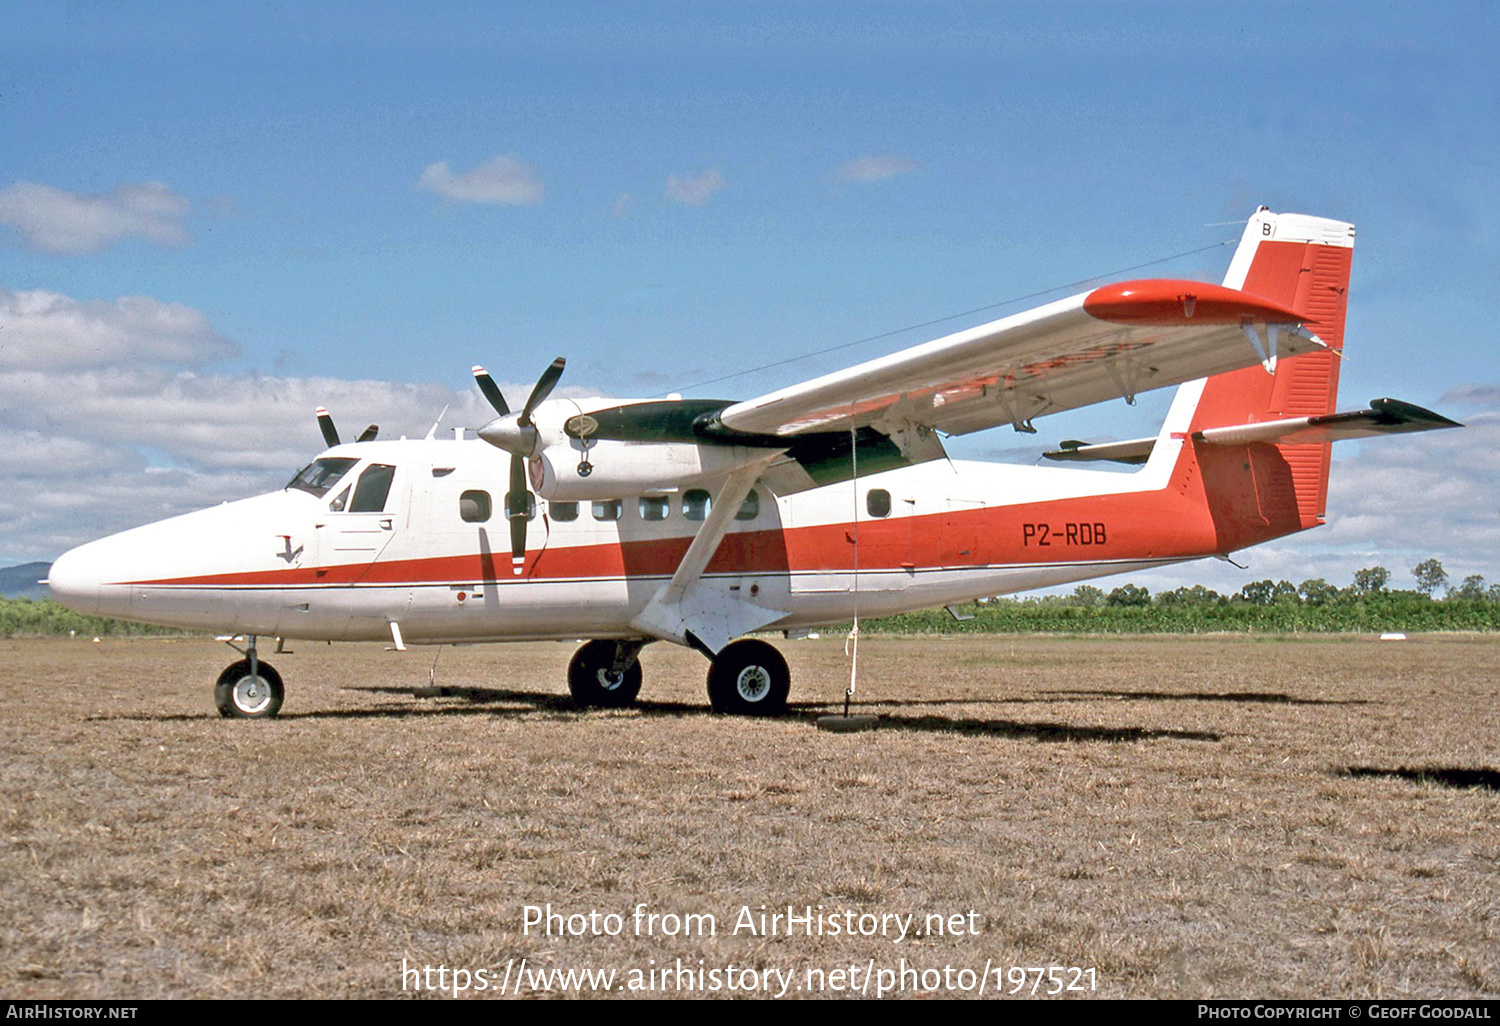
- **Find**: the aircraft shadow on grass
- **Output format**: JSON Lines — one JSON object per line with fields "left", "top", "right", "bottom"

{"left": 93, "top": 685, "right": 1245, "bottom": 741}
{"left": 286, "top": 685, "right": 1223, "bottom": 743}
{"left": 1038, "top": 689, "right": 1371, "bottom": 706}
{"left": 98, "top": 682, "right": 1390, "bottom": 741}
{"left": 1341, "top": 766, "right": 1500, "bottom": 792}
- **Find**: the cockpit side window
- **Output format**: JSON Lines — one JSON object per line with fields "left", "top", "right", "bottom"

{"left": 349, "top": 464, "right": 397, "bottom": 513}
{"left": 287, "top": 457, "right": 359, "bottom": 498}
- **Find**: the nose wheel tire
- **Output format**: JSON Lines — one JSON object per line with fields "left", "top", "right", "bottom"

{"left": 214, "top": 659, "right": 285, "bottom": 719}
{"left": 706, "top": 639, "right": 790, "bottom": 716}
{"left": 568, "top": 640, "right": 643, "bottom": 708}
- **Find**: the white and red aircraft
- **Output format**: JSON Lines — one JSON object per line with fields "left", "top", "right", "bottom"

{"left": 47, "top": 208, "right": 1458, "bottom": 719}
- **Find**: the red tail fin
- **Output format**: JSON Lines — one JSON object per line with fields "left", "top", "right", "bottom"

{"left": 1190, "top": 209, "right": 1356, "bottom": 536}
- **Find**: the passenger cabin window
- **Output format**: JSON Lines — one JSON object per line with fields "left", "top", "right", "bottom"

{"left": 866, "top": 488, "right": 892, "bottom": 518}
{"left": 349, "top": 464, "right": 396, "bottom": 512}
{"left": 459, "top": 490, "right": 491, "bottom": 523}
{"left": 504, "top": 491, "right": 536, "bottom": 521}
{"left": 736, "top": 489, "right": 760, "bottom": 521}
{"left": 683, "top": 489, "right": 711, "bottom": 521}
{"left": 550, "top": 501, "right": 579, "bottom": 522}
{"left": 639, "top": 496, "right": 669, "bottom": 521}
{"left": 593, "top": 499, "right": 622, "bottom": 522}
{"left": 287, "top": 457, "right": 358, "bottom": 498}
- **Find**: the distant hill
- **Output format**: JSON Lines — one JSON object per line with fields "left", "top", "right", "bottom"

{"left": 0, "top": 563, "right": 52, "bottom": 600}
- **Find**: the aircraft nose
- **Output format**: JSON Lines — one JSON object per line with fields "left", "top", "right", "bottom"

{"left": 47, "top": 543, "right": 104, "bottom": 616}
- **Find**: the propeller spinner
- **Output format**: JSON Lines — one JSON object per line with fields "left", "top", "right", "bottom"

{"left": 473, "top": 359, "right": 566, "bottom": 574}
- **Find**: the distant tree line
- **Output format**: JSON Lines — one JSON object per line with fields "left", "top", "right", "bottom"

{"left": 1, "top": 559, "right": 1496, "bottom": 636}
{"left": 1077, "top": 558, "right": 1500, "bottom": 610}
{"left": 861, "top": 559, "right": 1500, "bottom": 635}
{"left": 0, "top": 599, "right": 187, "bottom": 638}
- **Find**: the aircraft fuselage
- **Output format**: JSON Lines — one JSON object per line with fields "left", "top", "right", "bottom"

{"left": 48, "top": 422, "right": 1224, "bottom": 646}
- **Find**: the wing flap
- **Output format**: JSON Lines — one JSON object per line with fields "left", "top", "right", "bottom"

{"left": 718, "top": 279, "right": 1314, "bottom": 438}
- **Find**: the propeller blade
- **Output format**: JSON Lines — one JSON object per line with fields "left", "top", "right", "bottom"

{"left": 472, "top": 366, "right": 510, "bottom": 416}
{"left": 357, "top": 424, "right": 379, "bottom": 442}
{"left": 507, "top": 454, "right": 530, "bottom": 575}
{"left": 520, "top": 357, "right": 566, "bottom": 426}
{"left": 315, "top": 407, "right": 340, "bottom": 447}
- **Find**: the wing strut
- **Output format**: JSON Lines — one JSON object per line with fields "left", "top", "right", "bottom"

{"left": 629, "top": 456, "right": 784, "bottom": 654}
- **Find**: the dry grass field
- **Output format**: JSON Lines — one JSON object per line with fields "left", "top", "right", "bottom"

{"left": 1, "top": 633, "right": 1496, "bottom": 1000}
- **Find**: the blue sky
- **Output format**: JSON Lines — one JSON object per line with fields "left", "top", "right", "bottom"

{"left": 1, "top": 1, "right": 1496, "bottom": 593}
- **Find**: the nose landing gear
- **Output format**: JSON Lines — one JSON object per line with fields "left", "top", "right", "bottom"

{"left": 568, "top": 639, "right": 645, "bottom": 708}
{"left": 214, "top": 635, "right": 285, "bottom": 719}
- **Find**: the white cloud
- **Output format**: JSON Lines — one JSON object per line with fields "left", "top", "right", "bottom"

{"left": 0, "top": 368, "right": 483, "bottom": 470}
{"left": 665, "top": 169, "right": 726, "bottom": 207}
{"left": 611, "top": 191, "right": 632, "bottom": 218}
{"left": 0, "top": 428, "right": 124, "bottom": 479}
{"left": 834, "top": 155, "right": 921, "bottom": 184}
{"left": 0, "top": 287, "right": 239, "bottom": 370}
{"left": 1320, "top": 407, "right": 1500, "bottom": 565}
{"left": 0, "top": 366, "right": 514, "bottom": 562}
{"left": 0, "top": 181, "right": 192, "bottom": 255}
{"left": 1442, "top": 383, "right": 1500, "bottom": 407}
{"left": 417, "top": 155, "right": 544, "bottom": 205}
{"left": 0, "top": 284, "right": 587, "bottom": 563}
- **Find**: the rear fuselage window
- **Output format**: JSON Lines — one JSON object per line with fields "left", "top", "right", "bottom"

{"left": 593, "top": 499, "right": 622, "bottom": 522}
{"left": 350, "top": 464, "right": 397, "bottom": 512}
{"left": 639, "top": 496, "right": 669, "bottom": 521}
{"left": 460, "top": 490, "right": 491, "bottom": 523}
{"left": 866, "top": 488, "right": 891, "bottom": 518}
{"left": 736, "top": 489, "right": 760, "bottom": 521}
{"left": 683, "top": 489, "right": 711, "bottom": 521}
{"left": 287, "top": 457, "right": 358, "bottom": 498}
{"left": 550, "top": 501, "right": 579, "bottom": 522}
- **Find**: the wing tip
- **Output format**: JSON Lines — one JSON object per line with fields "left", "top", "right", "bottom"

{"left": 1084, "top": 279, "right": 1303, "bottom": 326}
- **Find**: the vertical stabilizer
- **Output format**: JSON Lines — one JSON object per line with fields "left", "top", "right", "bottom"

{"left": 1186, "top": 208, "right": 1356, "bottom": 537}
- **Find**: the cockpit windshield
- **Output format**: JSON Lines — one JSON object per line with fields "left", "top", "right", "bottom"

{"left": 286, "top": 457, "right": 359, "bottom": 498}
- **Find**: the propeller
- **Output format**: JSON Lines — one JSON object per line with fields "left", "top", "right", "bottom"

{"left": 314, "top": 407, "right": 377, "bottom": 447}
{"left": 315, "top": 407, "right": 340, "bottom": 447}
{"left": 472, "top": 358, "right": 566, "bottom": 574}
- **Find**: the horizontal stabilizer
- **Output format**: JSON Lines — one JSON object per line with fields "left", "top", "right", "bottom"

{"left": 1195, "top": 398, "right": 1461, "bottom": 447}
{"left": 1042, "top": 436, "right": 1157, "bottom": 465}
{"left": 1045, "top": 398, "right": 1458, "bottom": 465}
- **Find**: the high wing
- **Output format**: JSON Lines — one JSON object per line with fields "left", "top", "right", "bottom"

{"left": 715, "top": 278, "right": 1319, "bottom": 439}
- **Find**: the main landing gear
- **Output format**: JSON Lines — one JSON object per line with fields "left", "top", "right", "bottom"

{"left": 214, "top": 635, "right": 284, "bottom": 719}
{"left": 705, "top": 639, "right": 790, "bottom": 716}
{"left": 565, "top": 636, "right": 791, "bottom": 716}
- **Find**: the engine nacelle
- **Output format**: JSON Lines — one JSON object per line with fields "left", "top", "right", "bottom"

{"left": 532, "top": 439, "right": 770, "bottom": 501}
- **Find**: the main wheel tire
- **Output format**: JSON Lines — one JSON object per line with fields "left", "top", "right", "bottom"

{"left": 214, "top": 659, "right": 285, "bottom": 719}
{"left": 568, "top": 640, "right": 643, "bottom": 708}
{"left": 706, "top": 639, "right": 790, "bottom": 716}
